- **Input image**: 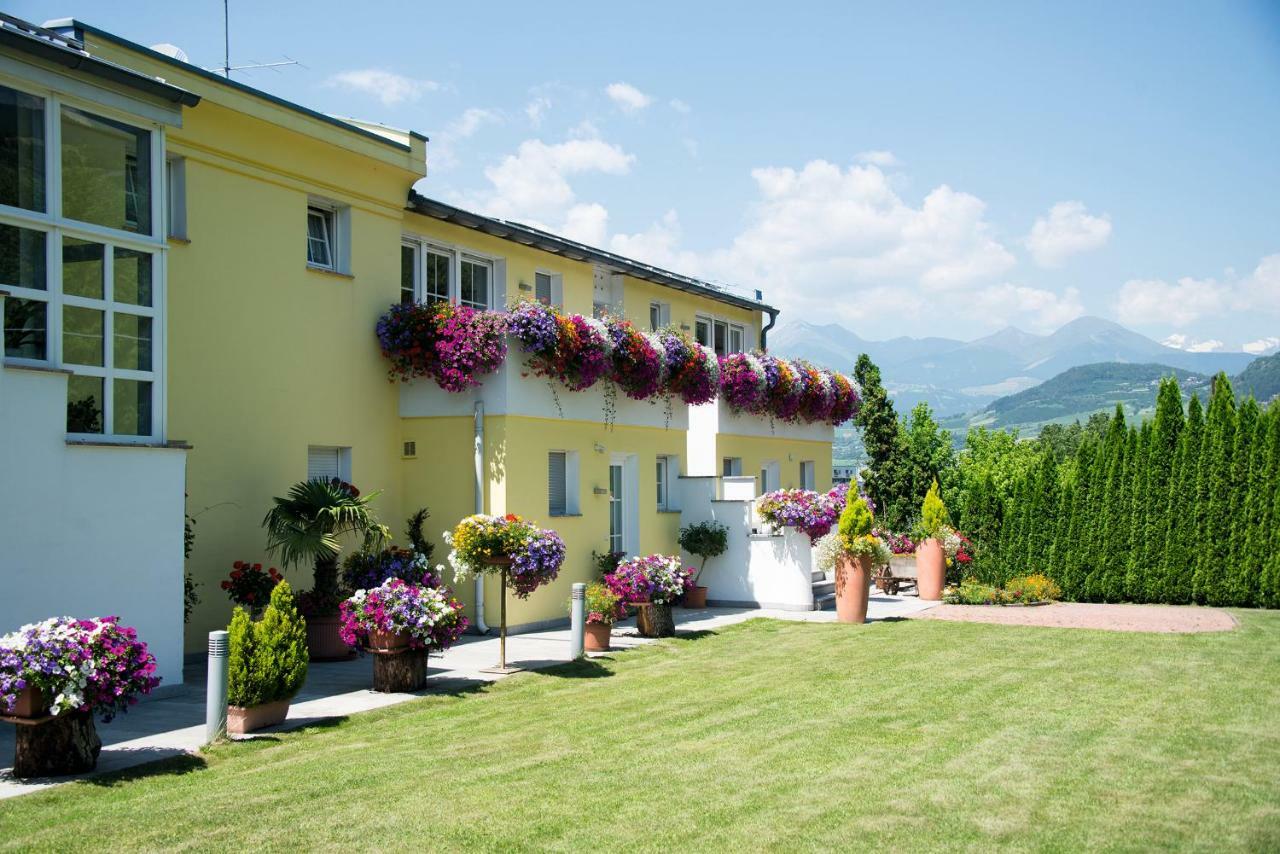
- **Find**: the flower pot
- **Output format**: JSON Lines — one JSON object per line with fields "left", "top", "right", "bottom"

{"left": 480, "top": 556, "right": 514, "bottom": 567}
{"left": 636, "top": 602, "right": 675, "bottom": 638}
{"left": 916, "top": 539, "right": 946, "bottom": 601}
{"left": 305, "top": 614, "right": 355, "bottom": 662}
{"left": 584, "top": 622, "right": 611, "bottom": 652}
{"left": 683, "top": 586, "right": 708, "bottom": 609}
{"left": 227, "top": 698, "right": 291, "bottom": 735}
{"left": 834, "top": 554, "right": 874, "bottom": 624}
{"left": 8, "top": 686, "right": 45, "bottom": 718}
{"left": 367, "top": 629, "right": 410, "bottom": 652}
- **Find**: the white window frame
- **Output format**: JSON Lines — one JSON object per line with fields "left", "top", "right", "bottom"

{"left": 649, "top": 301, "right": 671, "bottom": 332}
{"left": 400, "top": 234, "right": 498, "bottom": 310}
{"left": 800, "top": 460, "right": 816, "bottom": 491}
{"left": 656, "top": 454, "right": 680, "bottom": 511}
{"left": 0, "top": 74, "right": 168, "bottom": 443}
{"left": 722, "top": 457, "right": 742, "bottom": 477}
{"left": 306, "top": 200, "right": 344, "bottom": 272}
{"left": 695, "top": 313, "right": 748, "bottom": 357}
{"left": 547, "top": 449, "right": 580, "bottom": 516}
{"left": 533, "top": 269, "right": 563, "bottom": 308}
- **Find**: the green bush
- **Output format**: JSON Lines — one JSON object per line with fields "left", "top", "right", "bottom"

{"left": 944, "top": 578, "right": 1004, "bottom": 605}
{"left": 918, "top": 479, "right": 950, "bottom": 540}
{"left": 227, "top": 580, "right": 309, "bottom": 708}
{"left": 838, "top": 494, "right": 874, "bottom": 540}
{"left": 1004, "top": 573, "right": 1062, "bottom": 603}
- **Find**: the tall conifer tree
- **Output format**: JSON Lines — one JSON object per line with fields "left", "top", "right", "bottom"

{"left": 1143, "top": 378, "right": 1184, "bottom": 601}
{"left": 1193, "top": 375, "right": 1237, "bottom": 605}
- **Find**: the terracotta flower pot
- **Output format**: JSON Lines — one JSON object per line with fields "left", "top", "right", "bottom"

{"left": 834, "top": 554, "right": 874, "bottom": 623}
{"left": 305, "top": 614, "right": 355, "bottom": 662}
{"left": 916, "top": 538, "right": 946, "bottom": 600}
{"left": 584, "top": 622, "right": 611, "bottom": 652}
{"left": 9, "top": 686, "right": 45, "bottom": 718}
{"left": 367, "top": 629, "right": 411, "bottom": 652}
{"left": 636, "top": 602, "right": 675, "bottom": 637}
{"left": 683, "top": 586, "right": 708, "bottom": 609}
{"left": 227, "top": 698, "right": 291, "bottom": 735}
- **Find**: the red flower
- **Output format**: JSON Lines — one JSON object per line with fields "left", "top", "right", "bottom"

{"left": 220, "top": 581, "right": 230, "bottom": 590}
{"left": 252, "top": 563, "right": 262, "bottom": 571}
{"left": 232, "top": 560, "right": 244, "bottom": 569}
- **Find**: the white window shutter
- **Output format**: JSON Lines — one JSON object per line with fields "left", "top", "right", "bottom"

{"left": 308, "top": 446, "right": 340, "bottom": 481}
{"left": 548, "top": 452, "right": 567, "bottom": 515}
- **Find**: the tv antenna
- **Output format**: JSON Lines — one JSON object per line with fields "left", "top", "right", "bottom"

{"left": 209, "top": 0, "right": 302, "bottom": 78}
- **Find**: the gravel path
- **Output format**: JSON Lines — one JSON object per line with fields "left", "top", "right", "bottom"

{"left": 911, "top": 602, "right": 1238, "bottom": 633}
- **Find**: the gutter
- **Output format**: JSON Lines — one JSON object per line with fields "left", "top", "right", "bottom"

{"left": 760, "top": 306, "right": 780, "bottom": 351}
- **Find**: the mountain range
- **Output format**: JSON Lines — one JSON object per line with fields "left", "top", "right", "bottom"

{"left": 771, "top": 315, "right": 1258, "bottom": 415}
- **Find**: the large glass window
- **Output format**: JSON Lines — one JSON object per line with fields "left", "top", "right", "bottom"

{"left": 460, "top": 257, "right": 490, "bottom": 309}
{"left": 425, "top": 249, "right": 450, "bottom": 305}
{"left": 61, "top": 106, "right": 152, "bottom": 234}
{"left": 0, "top": 85, "right": 45, "bottom": 212}
{"left": 306, "top": 206, "right": 334, "bottom": 268}
{"left": 401, "top": 239, "right": 491, "bottom": 309}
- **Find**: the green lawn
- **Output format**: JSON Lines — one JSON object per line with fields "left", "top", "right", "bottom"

{"left": 3, "top": 613, "right": 1279, "bottom": 851}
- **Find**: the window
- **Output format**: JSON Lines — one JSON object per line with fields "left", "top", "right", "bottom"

{"left": 695, "top": 315, "right": 748, "bottom": 357}
{"left": 800, "top": 461, "right": 816, "bottom": 491}
{"left": 722, "top": 457, "right": 742, "bottom": 477}
{"left": 648, "top": 301, "right": 670, "bottom": 332}
{"left": 695, "top": 317, "right": 710, "bottom": 348}
{"left": 399, "top": 243, "right": 417, "bottom": 305}
{"left": 656, "top": 456, "right": 670, "bottom": 509}
{"left": 425, "top": 248, "right": 450, "bottom": 305}
{"left": 460, "top": 257, "right": 490, "bottom": 309}
{"left": 729, "top": 324, "right": 745, "bottom": 355}
{"left": 608, "top": 463, "right": 624, "bottom": 553}
{"left": 399, "top": 238, "right": 494, "bottom": 309}
{"left": 306, "top": 205, "right": 334, "bottom": 269}
{"left": 307, "top": 445, "right": 351, "bottom": 481}
{"left": 548, "top": 450, "right": 579, "bottom": 516}
{"left": 0, "top": 83, "right": 164, "bottom": 440}
{"left": 165, "top": 155, "right": 186, "bottom": 239}
{"left": 535, "top": 272, "right": 553, "bottom": 306}
{"left": 760, "top": 461, "right": 780, "bottom": 494}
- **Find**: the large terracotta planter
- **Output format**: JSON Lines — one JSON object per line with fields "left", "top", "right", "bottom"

{"left": 367, "top": 629, "right": 410, "bottom": 652}
{"left": 584, "top": 622, "right": 611, "bottom": 652}
{"left": 834, "top": 554, "right": 874, "bottom": 623}
{"left": 683, "top": 586, "right": 708, "bottom": 609}
{"left": 916, "top": 538, "right": 946, "bottom": 600}
{"left": 227, "top": 699, "right": 291, "bottom": 735}
{"left": 8, "top": 686, "right": 45, "bottom": 718}
{"left": 305, "top": 615, "right": 355, "bottom": 662}
{"left": 636, "top": 602, "right": 675, "bottom": 637}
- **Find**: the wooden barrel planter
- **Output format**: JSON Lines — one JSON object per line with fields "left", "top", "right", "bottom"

{"left": 4, "top": 708, "right": 102, "bottom": 778}
{"left": 636, "top": 602, "right": 675, "bottom": 638}
{"left": 371, "top": 648, "right": 427, "bottom": 693}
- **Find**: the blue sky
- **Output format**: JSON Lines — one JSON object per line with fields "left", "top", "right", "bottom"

{"left": 15, "top": 0, "right": 1280, "bottom": 351}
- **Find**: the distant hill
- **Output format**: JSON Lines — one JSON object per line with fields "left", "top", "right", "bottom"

{"left": 1234, "top": 351, "right": 1280, "bottom": 403}
{"left": 771, "top": 315, "right": 1257, "bottom": 416}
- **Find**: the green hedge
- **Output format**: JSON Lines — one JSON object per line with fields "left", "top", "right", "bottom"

{"left": 227, "top": 580, "right": 309, "bottom": 708}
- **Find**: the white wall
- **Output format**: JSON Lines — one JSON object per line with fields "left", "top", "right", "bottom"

{"left": 0, "top": 348, "right": 187, "bottom": 686}
{"left": 686, "top": 399, "right": 835, "bottom": 476}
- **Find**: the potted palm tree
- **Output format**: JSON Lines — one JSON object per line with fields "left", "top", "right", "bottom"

{"left": 262, "top": 477, "right": 389, "bottom": 661}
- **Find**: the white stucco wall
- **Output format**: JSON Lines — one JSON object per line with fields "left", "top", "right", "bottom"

{"left": 0, "top": 358, "right": 187, "bottom": 686}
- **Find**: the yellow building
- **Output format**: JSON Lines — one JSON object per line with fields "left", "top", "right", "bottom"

{"left": 1, "top": 16, "right": 837, "bottom": 650}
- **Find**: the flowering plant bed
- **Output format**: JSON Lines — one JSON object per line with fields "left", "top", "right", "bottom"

{"left": 660, "top": 330, "right": 719, "bottom": 405}
{"left": 221, "top": 561, "right": 283, "bottom": 611}
{"left": 508, "top": 300, "right": 612, "bottom": 392}
{"left": 342, "top": 547, "right": 440, "bottom": 591}
{"left": 376, "top": 301, "right": 508, "bottom": 392}
{"left": 874, "top": 530, "right": 918, "bottom": 556}
{"left": 607, "top": 318, "right": 665, "bottom": 400}
{"left": 795, "top": 361, "right": 835, "bottom": 423}
{"left": 605, "top": 554, "right": 696, "bottom": 605}
{"left": 719, "top": 353, "right": 768, "bottom": 413}
{"left": 0, "top": 617, "right": 159, "bottom": 721}
{"left": 579, "top": 582, "right": 626, "bottom": 625}
{"left": 339, "top": 578, "right": 469, "bottom": 652}
{"left": 943, "top": 574, "right": 1062, "bottom": 606}
{"left": 756, "top": 484, "right": 851, "bottom": 542}
{"left": 447, "top": 514, "right": 566, "bottom": 597}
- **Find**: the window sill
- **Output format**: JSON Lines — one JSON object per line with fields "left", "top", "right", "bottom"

{"left": 3, "top": 359, "right": 73, "bottom": 376}
{"left": 306, "top": 265, "right": 354, "bottom": 280}
{"left": 167, "top": 235, "right": 191, "bottom": 245}
{"left": 549, "top": 512, "right": 583, "bottom": 518}
{"left": 66, "top": 438, "right": 192, "bottom": 450}
{"left": 657, "top": 509, "right": 682, "bottom": 515}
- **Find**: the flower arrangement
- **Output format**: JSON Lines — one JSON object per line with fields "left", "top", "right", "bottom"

{"left": 342, "top": 547, "right": 440, "bottom": 591}
{"left": 605, "top": 554, "right": 696, "bottom": 605}
{"left": 578, "top": 581, "right": 626, "bottom": 625}
{"left": 795, "top": 361, "right": 836, "bottom": 423}
{"left": 875, "top": 530, "right": 918, "bottom": 556}
{"left": 446, "top": 514, "right": 566, "bottom": 598}
{"left": 940, "top": 527, "right": 973, "bottom": 565}
{"left": 375, "top": 301, "right": 508, "bottom": 392}
{"left": 759, "top": 354, "right": 803, "bottom": 422}
{"left": 942, "top": 574, "right": 1059, "bottom": 605}
{"left": 221, "top": 561, "right": 283, "bottom": 610}
{"left": 718, "top": 353, "right": 768, "bottom": 414}
{"left": 829, "top": 372, "right": 861, "bottom": 424}
{"left": 509, "top": 301, "right": 612, "bottom": 392}
{"left": 607, "top": 317, "right": 665, "bottom": 400}
{"left": 339, "top": 578, "right": 469, "bottom": 651}
{"left": 756, "top": 486, "right": 848, "bottom": 542}
{"left": 661, "top": 331, "right": 720, "bottom": 405}
{"left": 836, "top": 494, "right": 892, "bottom": 564}
{"left": 0, "top": 616, "right": 159, "bottom": 721}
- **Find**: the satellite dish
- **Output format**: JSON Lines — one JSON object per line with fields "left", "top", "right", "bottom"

{"left": 150, "top": 43, "right": 190, "bottom": 63}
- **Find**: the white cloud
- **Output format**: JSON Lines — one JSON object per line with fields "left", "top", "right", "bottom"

{"left": 855, "top": 150, "right": 899, "bottom": 167}
{"left": 1115, "top": 254, "right": 1280, "bottom": 327}
{"left": 325, "top": 69, "right": 438, "bottom": 106}
{"left": 1025, "top": 201, "right": 1112, "bottom": 267}
{"left": 525, "top": 96, "right": 552, "bottom": 127}
{"left": 972, "top": 284, "right": 1085, "bottom": 333}
{"left": 1162, "top": 334, "right": 1224, "bottom": 352}
{"left": 669, "top": 98, "right": 692, "bottom": 114}
{"left": 429, "top": 108, "right": 501, "bottom": 169}
{"left": 1243, "top": 336, "right": 1280, "bottom": 355}
{"left": 605, "top": 82, "right": 653, "bottom": 113}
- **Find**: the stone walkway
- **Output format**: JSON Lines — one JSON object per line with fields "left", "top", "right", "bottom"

{"left": 0, "top": 594, "right": 935, "bottom": 799}
{"left": 911, "top": 601, "right": 1238, "bottom": 633}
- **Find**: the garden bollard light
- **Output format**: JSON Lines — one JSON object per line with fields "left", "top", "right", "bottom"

{"left": 205, "top": 630, "right": 228, "bottom": 743}
{"left": 570, "top": 582, "right": 586, "bottom": 659}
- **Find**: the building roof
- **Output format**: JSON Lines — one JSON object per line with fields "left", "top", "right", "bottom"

{"left": 40, "top": 17, "right": 424, "bottom": 153}
{"left": 407, "top": 193, "right": 777, "bottom": 316}
{"left": 0, "top": 13, "right": 200, "bottom": 107}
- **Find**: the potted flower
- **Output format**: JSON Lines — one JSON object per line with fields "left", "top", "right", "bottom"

{"left": 914, "top": 480, "right": 950, "bottom": 601}
{"left": 576, "top": 582, "right": 625, "bottom": 651}
{"left": 262, "top": 477, "right": 390, "bottom": 661}
{"left": 606, "top": 318, "right": 665, "bottom": 401}
{"left": 376, "top": 300, "right": 508, "bottom": 392}
{"left": 605, "top": 554, "right": 695, "bottom": 638}
{"left": 660, "top": 330, "right": 720, "bottom": 406}
{"left": 756, "top": 485, "right": 847, "bottom": 542}
{"left": 339, "top": 578, "right": 469, "bottom": 654}
{"left": 220, "top": 560, "right": 283, "bottom": 615}
{"left": 447, "top": 513, "right": 566, "bottom": 670}
{"left": 677, "top": 520, "right": 729, "bottom": 608}
{"left": 225, "top": 581, "right": 308, "bottom": 734}
{"left": 833, "top": 494, "right": 891, "bottom": 623}
{"left": 0, "top": 616, "right": 160, "bottom": 776}
{"left": 718, "top": 353, "right": 767, "bottom": 414}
